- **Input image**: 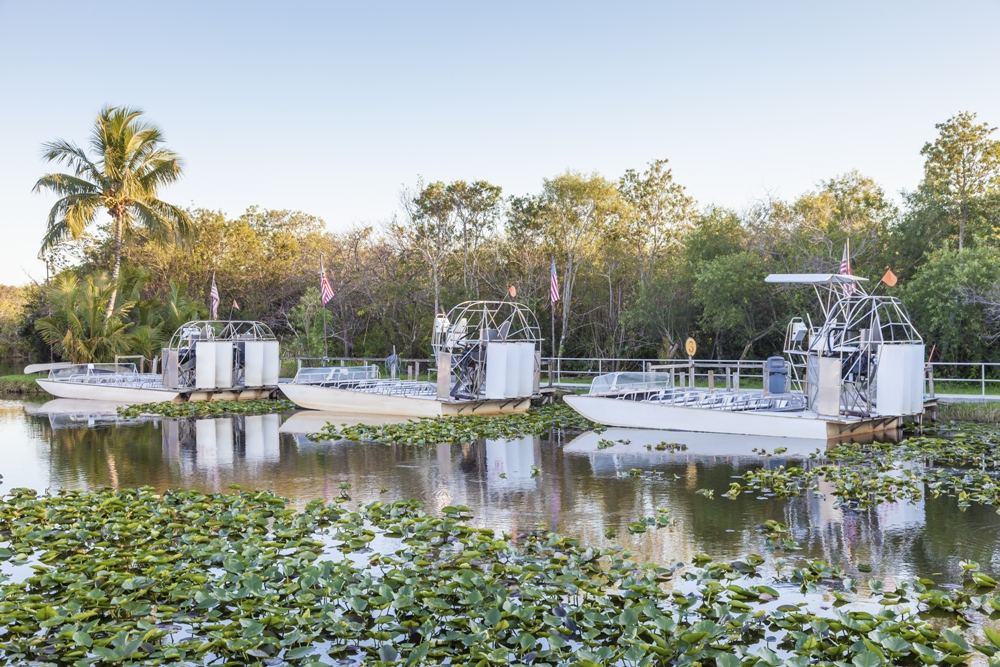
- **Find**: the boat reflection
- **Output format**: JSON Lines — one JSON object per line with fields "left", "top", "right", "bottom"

{"left": 162, "top": 414, "right": 281, "bottom": 472}
{"left": 9, "top": 402, "right": 998, "bottom": 583}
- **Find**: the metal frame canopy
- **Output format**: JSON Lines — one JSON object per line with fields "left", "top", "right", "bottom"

{"left": 432, "top": 301, "right": 542, "bottom": 354}
{"left": 768, "top": 273, "right": 922, "bottom": 417}
{"left": 166, "top": 321, "right": 276, "bottom": 350}
{"left": 766, "top": 273, "right": 870, "bottom": 321}
{"left": 765, "top": 274, "right": 868, "bottom": 284}
{"left": 432, "top": 301, "right": 542, "bottom": 400}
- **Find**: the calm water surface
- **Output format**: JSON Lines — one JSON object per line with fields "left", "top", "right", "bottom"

{"left": 2, "top": 397, "right": 998, "bottom": 585}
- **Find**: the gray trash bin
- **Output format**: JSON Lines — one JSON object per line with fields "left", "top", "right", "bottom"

{"left": 765, "top": 356, "right": 788, "bottom": 394}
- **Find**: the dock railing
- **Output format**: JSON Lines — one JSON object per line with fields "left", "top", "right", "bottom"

{"left": 284, "top": 356, "right": 1000, "bottom": 399}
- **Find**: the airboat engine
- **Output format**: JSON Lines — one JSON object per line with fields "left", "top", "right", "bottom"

{"left": 432, "top": 301, "right": 542, "bottom": 401}
{"left": 770, "top": 274, "right": 925, "bottom": 419}
{"left": 161, "top": 321, "right": 280, "bottom": 395}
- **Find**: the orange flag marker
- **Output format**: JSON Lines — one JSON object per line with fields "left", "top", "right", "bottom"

{"left": 881, "top": 269, "right": 898, "bottom": 287}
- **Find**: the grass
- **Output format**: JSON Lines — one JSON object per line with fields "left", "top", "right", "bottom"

{"left": 931, "top": 380, "right": 1000, "bottom": 396}
{"left": 937, "top": 401, "right": 1000, "bottom": 423}
{"left": 0, "top": 374, "right": 45, "bottom": 397}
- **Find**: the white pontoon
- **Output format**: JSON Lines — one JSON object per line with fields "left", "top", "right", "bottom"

{"left": 565, "top": 274, "right": 927, "bottom": 440}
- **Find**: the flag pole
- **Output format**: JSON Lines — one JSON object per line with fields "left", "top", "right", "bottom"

{"left": 549, "top": 300, "right": 555, "bottom": 387}
{"left": 323, "top": 306, "right": 329, "bottom": 360}
{"left": 321, "top": 254, "right": 329, "bottom": 360}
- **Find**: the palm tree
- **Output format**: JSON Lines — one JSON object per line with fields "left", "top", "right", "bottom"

{"left": 35, "top": 273, "right": 136, "bottom": 363}
{"left": 34, "top": 105, "right": 194, "bottom": 319}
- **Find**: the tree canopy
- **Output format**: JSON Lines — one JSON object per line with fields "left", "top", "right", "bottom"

{"left": 10, "top": 109, "right": 1000, "bottom": 373}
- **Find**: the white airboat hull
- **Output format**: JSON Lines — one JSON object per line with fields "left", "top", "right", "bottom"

{"left": 280, "top": 383, "right": 530, "bottom": 418}
{"left": 35, "top": 379, "right": 180, "bottom": 404}
{"left": 563, "top": 394, "right": 902, "bottom": 440}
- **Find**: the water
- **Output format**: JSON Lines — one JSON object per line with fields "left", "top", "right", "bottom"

{"left": 2, "top": 397, "right": 999, "bottom": 585}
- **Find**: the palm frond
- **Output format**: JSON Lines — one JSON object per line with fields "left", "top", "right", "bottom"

{"left": 125, "top": 128, "right": 167, "bottom": 173}
{"left": 136, "top": 149, "right": 184, "bottom": 189}
{"left": 39, "top": 194, "right": 102, "bottom": 251}
{"left": 91, "top": 105, "right": 148, "bottom": 158}
{"left": 39, "top": 139, "right": 102, "bottom": 182}
{"left": 32, "top": 172, "right": 101, "bottom": 197}
{"left": 131, "top": 199, "right": 196, "bottom": 245}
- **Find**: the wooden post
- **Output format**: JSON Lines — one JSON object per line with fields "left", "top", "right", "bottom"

{"left": 408, "top": 364, "right": 414, "bottom": 381}
{"left": 726, "top": 367, "right": 731, "bottom": 390}
{"left": 679, "top": 371, "right": 686, "bottom": 389}
{"left": 734, "top": 370, "right": 740, "bottom": 393}
{"left": 708, "top": 370, "right": 714, "bottom": 392}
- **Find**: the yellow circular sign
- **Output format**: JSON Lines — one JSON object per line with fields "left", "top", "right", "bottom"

{"left": 685, "top": 337, "right": 697, "bottom": 357}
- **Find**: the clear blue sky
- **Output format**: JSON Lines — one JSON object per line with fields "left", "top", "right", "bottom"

{"left": 2, "top": 1, "right": 998, "bottom": 285}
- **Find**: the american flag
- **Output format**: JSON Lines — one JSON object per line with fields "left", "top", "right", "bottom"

{"left": 209, "top": 274, "right": 220, "bottom": 319}
{"left": 550, "top": 257, "right": 560, "bottom": 304}
{"left": 839, "top": 241, "right": 855, "bottom": 296}
{"left": 320, "top": 259, "right": 335, "bottom": 305}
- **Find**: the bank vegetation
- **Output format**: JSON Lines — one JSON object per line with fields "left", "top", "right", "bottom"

{"left": 3, "top": 110, "right": 1000, "bottom": 373}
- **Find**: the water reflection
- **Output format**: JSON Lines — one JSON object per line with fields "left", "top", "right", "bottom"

{"left": 2, "top": 399, "right": 999, "bottom": 583}
{"left": 162, "top": 414, "right": 281, "bottom": 477}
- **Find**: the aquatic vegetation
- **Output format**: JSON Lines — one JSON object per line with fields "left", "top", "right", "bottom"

{"left": 309, "top": 402, "right": 598, "bottom": 446}
{"left": 646, "top": 441, "right": 688, "bottom": 452}
{"left": 754, "top": 520, "right": 801, "bottom": 552}
{"left": 117, "top": 399, "right": 296, "bottom": 419}
{"left": 3, "top": 488, "right": 1000, "bottom": 665}
{"left": 703, "top": 427, "right": 1000, "bottom": 512}
{"left": 628, "top": 508, "right": 674, "bottom": 534}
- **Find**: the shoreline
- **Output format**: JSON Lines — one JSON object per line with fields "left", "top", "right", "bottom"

{"left": 0, "top": 374, "right": 46, "bottom": 398}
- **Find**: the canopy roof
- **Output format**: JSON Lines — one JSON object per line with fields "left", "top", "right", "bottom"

{"left": 765, "top": 273, "right": 868, "bottom": 284}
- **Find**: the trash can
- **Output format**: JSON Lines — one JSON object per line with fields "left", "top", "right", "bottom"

{"left": 765, "top": 356, "right": 788, "bottom": 394}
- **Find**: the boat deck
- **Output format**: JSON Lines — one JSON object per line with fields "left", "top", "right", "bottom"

{"left": 594, "top": 387, "right": 809, "bottom": 413}
{"left": 46, "top": 372, "right": 165, "bottom": 390}
{"left": 294, "top": 378, "right": 439, "bottom": 399}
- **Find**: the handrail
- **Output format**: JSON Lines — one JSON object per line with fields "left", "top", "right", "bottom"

{"left": 280, "top": 355, "right": 1000, "bottom": 396}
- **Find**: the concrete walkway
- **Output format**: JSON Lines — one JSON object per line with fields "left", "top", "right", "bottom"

{"left": 933, "top": 394, "right": 1000, "bottom": 403}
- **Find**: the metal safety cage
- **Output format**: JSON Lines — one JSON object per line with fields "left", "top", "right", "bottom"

{"left": 166, "top": 321, "right": 277, "bottom": 349}
{"left": 431, "top": 301, "right": 542, "bottom": 400}
{"left": 770, "top": 274, "right": 923, "bottom": 417}
{"left": 163, "top": 321, "right": 278, "bottom": 391}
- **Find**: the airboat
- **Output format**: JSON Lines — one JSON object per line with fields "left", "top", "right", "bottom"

{"left": 564, "top": 274, "right": 928, "bottom": 440}
{"left": 30, "top": 321, "right": 281, "bottom": 403}
{"left": 281, "top": 301, "right": 542, "bottom": 417}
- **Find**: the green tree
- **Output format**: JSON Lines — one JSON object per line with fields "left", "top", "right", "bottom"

{"left": 919, "top": 111, "right": 1000, "bottom": 250}
{"left": 694, "top": 252, "right": 779, "bottom": 359}
{"left": 537, "top": 171, "right": 623, "bottom": 356}
{"left": 399, "top": 180, "right": 458, "bottom": 317}
{"left": 286, "top": 287, "right": 326, "bottom": 357}
{"left": 900, "top": 245, "right": 1000, "bottom": 363}
{"left": 0, "top": 285, "right": 28, "bottom": 357}
{"left": 34, "top": 105, "right": 194, "bottom": 320}
{"left": 448, "top": 180, "right": 503, "bottom": 296}
{"left": 757, "top": 171, "right": 896, "bottom": 276}
{"left": 683, "top": 206, "right": 747, "bottom": 266}
{"left": 619, "top": 158, "right": 695, "bottom": 286}
{"left": 159, "top": 281, "right": 205, "bottom": 337}
{"left": 35, "top": 273, "right": 136, "bottom": 363}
